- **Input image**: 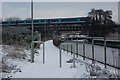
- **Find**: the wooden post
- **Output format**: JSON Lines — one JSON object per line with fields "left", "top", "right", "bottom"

{"left": 92, "top": 38, "right": 94, "bottom": 63}
{"left": 104, "top": 38, "right": 107, "bottom": 68}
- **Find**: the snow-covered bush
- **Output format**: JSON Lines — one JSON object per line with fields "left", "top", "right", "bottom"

{"left": 53, "top": 39, "right": 62, "bottom": 47}
{"left": 86, "top": 63, "right": 101, "bottom": 76}
{"left": 2, "top": 57, "right": 16, "bottom": 73}
{"left": 86, "top": 63, "right": 120, "bottom": 78}
{"left": 6, "top": 51, "right": 26, "bottom": 59}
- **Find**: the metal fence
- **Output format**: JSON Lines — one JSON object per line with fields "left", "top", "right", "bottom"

{"left": 60, "top": 37, "right": 120, "bottom": 69}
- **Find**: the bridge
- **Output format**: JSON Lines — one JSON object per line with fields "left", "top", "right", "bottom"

{"left": 1, "top": 17, "right": 91, "bottom": 33}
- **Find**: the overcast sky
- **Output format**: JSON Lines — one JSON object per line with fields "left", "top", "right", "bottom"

{"left": 1, "top": 2, "right": 118, "bottom": 23}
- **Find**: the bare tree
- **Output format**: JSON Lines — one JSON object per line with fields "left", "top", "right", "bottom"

{"left": 25, "top": 17, "right": 31, "bottom": 20}
{"left": 88, "top": 8, "right": 96, "bottom": 23}
{"left": 88, "top": 9, "right": 113, "bottom": 24}
{"left": 4, "top": 17, "right": 21, "bottom": 21}
{"left": 97, "top": 9, "right": 104, "bottom": 23}
{"left": 103, "top": 10, "right": 112, "bottom": 24}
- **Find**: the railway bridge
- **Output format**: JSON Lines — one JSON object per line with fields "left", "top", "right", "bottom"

{"left": 1, "top": 17, "right": 91, "bottom": 34}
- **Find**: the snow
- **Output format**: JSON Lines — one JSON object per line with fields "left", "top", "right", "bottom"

{"left": 1, "top": 40, "right": 119, "bottom": 78}
{"left": 11, "top": 40, "right": 89, "bottom": 78}
{"left": 0, "top": 45, "right": 2, "bottom": 79}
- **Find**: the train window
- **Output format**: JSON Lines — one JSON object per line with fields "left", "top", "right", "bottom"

{"left": 2, "top": 22, "right": 8, "bottom": 24}
{"left": 61, "top": 19, "right": 67, "bottom": 22}
{"left": 33, "top": 20, "right": 38, "bottom": 23}
{"left": 71, "top": 18, "right": 77, "bottom": 21}
{"left": 10, "top": 21, "right": 16, "bottom": 24}
{"left": 45, "top": 20, "right": 48, "bottom": 22}
{"left": 51, "top": 19, "right": 58, "bottom": 22}
{"left": 80, "top": 18, "right": 85, "bottom": 21}
{"left": 18, "top": 21, "right": 24, "bottom": 23}
{"left": 41, "top": 20, "right": 45, "bottom": 22}
{"left": 61, "top": 18, "right": 76, "bottom": 22}
{"left": 26, "top": 20, "right": 31, "bottom": 23}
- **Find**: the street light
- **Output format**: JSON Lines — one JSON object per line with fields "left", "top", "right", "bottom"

{"left": 118, "top": 1, "right": 120, "bottom": 75}
{"left": 31, "top": 0, "right": 34, "bottom": 42}
{"left": 31, "top": 0, "right": 34, "bottom": 62}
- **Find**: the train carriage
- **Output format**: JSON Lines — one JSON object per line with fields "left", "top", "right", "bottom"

{"left": 1, "top": 17, "right": 90, "bottom": 26}
{"left": 2, "top": 21, "right": 16, "bottom": 26}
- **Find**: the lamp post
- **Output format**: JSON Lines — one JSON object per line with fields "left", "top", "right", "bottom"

{"left": 31, "top": 0, "right": 34, "bottom": 62}
{"left": 118, "top": 1, "right": 120, "bottom": 76}
{"left": 31, "top": 0, "right": 34, "bottom": 42}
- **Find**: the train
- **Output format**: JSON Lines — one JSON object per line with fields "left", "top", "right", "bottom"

{"left": 1, "top": 17, "right": 90, "bottom": 26}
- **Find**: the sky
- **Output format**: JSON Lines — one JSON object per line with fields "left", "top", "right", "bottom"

{"left": 0, "top": 1, "right": 119, "bottom": 23}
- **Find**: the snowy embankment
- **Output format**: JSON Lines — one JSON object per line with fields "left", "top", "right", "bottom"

{"left": 1, "top": 40, "right": 119, "bottom": 78}
{"left": 1, "top": 45, "right": 30, "bottom": 78}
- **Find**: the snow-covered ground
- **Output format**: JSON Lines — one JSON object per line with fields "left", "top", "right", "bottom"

{"left": 1, "top": 40, "right": 119, "bottom": 78}
{"left": 0, "top": 45, "right": 2, "bottom": 79}
{"left": 11, "top": 40, "right": 90, "bottom": 78}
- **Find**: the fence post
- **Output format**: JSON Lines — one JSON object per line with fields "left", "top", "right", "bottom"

{"left": 71, "top": 37, "right": 72, "bottom": 41}
{"left": 67, "top": 36, "right": 69, "bottom": 41}
{"left": 39, "top": 34, "right": 41, "bottom": 41}
{"left": 61, "top": 44, "right": 62, "bottom": 49}
{"left": 59, "top": 44, "right": 62, "bottom": 68}
{"left": 104, "top": 38, "right": 107, "bottom": 68}
{"left": 76, "top": 42, "right": 78, "bottom": 57}
{"left": 73, "top": 44, "right": 76, "bottom": 68}
{"left": 43, "top": 42, "right": 45, "bottom": 64}
{"left": 71, "top": 44, "right": 72, "bottom": 55}
{"left": 76, "top": 37, "right": 78, "bottom": 57}
{"left": 67, "top": 44, "right": 68, "bottom": 53}
{"left": 65, "top": 36, "right": 67, "bottom": 41}
{"left": 63, "top": 45, "right": 65, "bottom": 52}
{"left": 83, "top": 38, "right": 85, "bottom": 60}
{"left": 31, "top": 42, "right": 34, "bottom": 63}
{"left": 92, "top": 38, "right": 94, "bottom": 63}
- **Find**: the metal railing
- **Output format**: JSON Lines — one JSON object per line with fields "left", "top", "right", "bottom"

{"left": 31, "top": 34, "right": 45, "bottom": 63}
{"left": 59, "top": 36, "right": 120, "bottom": 69}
